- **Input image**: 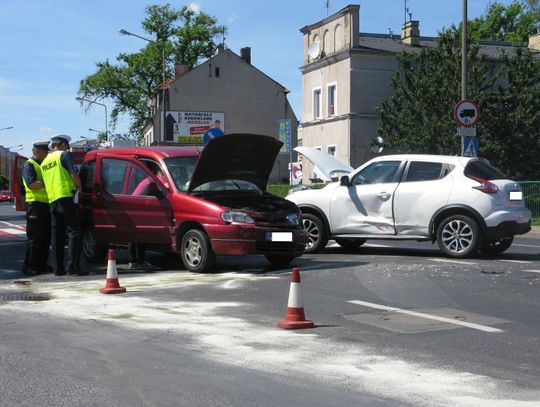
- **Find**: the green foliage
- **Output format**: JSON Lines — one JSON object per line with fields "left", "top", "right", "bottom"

{"left": 377, "top": 28, "right": 540, "bottom": 179}
{"left": 78, "top": 4, "right": 226, "bottom": 139}
{"left": 467, "top": 1, "right": 540, "bottom": 42}
{"left": 0, "top": 173, "right": 8, "bottom": 189}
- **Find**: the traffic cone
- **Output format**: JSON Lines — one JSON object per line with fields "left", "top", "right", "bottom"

{"left": 277, "top": 267, "right": 315, "bottom": 329}
{"left": 99, "top": 249, "right": 126, "bottom": 294}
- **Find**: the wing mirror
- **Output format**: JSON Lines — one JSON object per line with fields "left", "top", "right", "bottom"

{"left": 340, "top": 175, "right": 351, "bottom": 187}
{"left": 147, "top": 182, "right": 163, "bottom": 198}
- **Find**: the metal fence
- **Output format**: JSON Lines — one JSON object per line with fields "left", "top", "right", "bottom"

{"left": 520, "top": 181, "right": 540, "bottom": 218}
{"left": 269, "top": 182, "right": 540, "bottom": 218}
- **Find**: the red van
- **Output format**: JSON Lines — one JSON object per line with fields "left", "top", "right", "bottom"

{"left": 78, "top": 134, "right": 307, "bottom": 272}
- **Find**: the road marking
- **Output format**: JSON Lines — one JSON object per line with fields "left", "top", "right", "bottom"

{"left": 429, "top": 258, "right": 476, "bottom": 265}
{"left": 348, "top": 300, "right": 504, "bottom": 333}
{"left": 2, "top": 228, "right": 25, "bottom": 235}
{"left": 500, "top": 259, "right": 531, "bottom": 264}
{"left": 512, "top": 244, "right": 540, "bottom": 248}
{"left": 524, "top": 270, "right": 540, "bottom": 274}
{"left": 0, "top": 221, "right": 24, "bottom": 229}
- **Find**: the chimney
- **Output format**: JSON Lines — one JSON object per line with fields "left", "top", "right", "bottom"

{"left": 528, "top": 32, "right": 540, "bottom": 52}
{"left": 401, "top": 20, "right": 420, "bottom": 46}
{"left": 174, "top": 64, "right": 189, "bottom": 79}
{"left": 240, "top": 47, "right": 251, "bottom": 64}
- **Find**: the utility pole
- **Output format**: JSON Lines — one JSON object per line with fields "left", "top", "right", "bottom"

{"left": 461, "top": 0, "right": 467, "bottom": 100}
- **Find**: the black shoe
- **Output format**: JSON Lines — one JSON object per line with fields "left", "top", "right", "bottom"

{"left": 68, "top": 270, "right": 89, "bottom": 276}
{"left": 54, "top": 271, "right": 66, "bottom": 276}
{"left": 36, "top": 265, "right": 53, "bottom": 274}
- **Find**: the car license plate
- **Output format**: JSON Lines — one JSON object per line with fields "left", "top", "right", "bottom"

{"left": 509, "top": 191, "right": 522, "bottom": 201}
{"left": 266, "top": 232, "right": 293, "bottom": 242}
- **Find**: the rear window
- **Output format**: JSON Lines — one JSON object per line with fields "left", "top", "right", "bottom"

{"left": 464, "top": 160, "right": 505, "bottom": 180}
{"left": 405, "top": 162, "right": 443, "bottom": 182}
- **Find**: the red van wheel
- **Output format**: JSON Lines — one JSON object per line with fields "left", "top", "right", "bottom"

{"left": 180, "top": 229, "right": 215, "bottom": 273}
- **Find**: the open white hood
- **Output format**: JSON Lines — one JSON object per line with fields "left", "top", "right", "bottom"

{"left": 294, "top": 146, "right": 353, "bottom": 182}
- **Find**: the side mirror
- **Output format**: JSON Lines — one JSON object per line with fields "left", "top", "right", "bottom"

{"left": 147, "top": 182, "right": 163, "bottom": 198}
{"left": 340, "top": 175, "right": 351, "bottom": 187}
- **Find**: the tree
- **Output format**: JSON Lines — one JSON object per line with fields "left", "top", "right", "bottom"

{"left": 78, "top": 4, "right": 226, "bottom": 139}
{"left": 376, "top": 29, "right": 540, "bottom": 179}
{"left": 0, "top": 174, "right": 8, "bottom": 189}
{"left": 467, "top": 1, "right": 539, "bottom": 42}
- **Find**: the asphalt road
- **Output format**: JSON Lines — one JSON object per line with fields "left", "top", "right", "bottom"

{"left": 1, "top": 203, "right": 539, "bottom": 406}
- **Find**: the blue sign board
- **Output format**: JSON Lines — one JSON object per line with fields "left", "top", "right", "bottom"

{"left": 277, "top": 119, "right": 291, "bottom": 153}
{"left": 203, "top": 127, "right": 225, "bottom": 145}
{"left": 462, "top": 137, "right": 479, "bottom": 157}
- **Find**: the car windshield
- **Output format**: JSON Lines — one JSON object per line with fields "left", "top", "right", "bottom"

{"left": 191, "top": 179, "right": 263, "bottom": 195}
{"left": 163, "top": 156, "right": 198, "bottom": 192}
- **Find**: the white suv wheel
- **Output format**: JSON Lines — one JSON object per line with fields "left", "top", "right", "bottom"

{"left": 436, "top": 215, "right": 481, "bottom": 258}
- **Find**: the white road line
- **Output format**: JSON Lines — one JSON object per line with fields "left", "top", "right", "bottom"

{"left": 524, "top": 270, "right": 540, "bottom": 274}
{"left": 2, "top": 228, "right": 26, "bottom": 235}
{"left": 512, "top": 244, "right": 540, "bottom": 248}
{"left": 500, "top": 259, "right": 531, "bottom": 264}
{"left": 429, "top": 258, "right": 476, "bottom": 265}
{"left": 0, "top": 221, "right": 24, "bottom": 230}
{"left": 348, "top": 300, "right": 504, "bottom": 333}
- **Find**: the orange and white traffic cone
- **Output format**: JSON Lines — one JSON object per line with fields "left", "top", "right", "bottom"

{"left": 99, "top": 249, "right": 126, "bottom": 294}
{"left": 277, "top": 267, "right": 315, "bottom": 329}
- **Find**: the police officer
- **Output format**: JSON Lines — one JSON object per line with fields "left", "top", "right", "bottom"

{"left": 40, "top": 134, "right": 87, "bottom": 276}
{"left": 21, "top": 141, "right": 52, "bottom": 276}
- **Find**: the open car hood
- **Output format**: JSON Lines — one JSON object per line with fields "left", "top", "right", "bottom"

{"left": 188, "top": 133, "right": 283, "bottom": 192}
{"left": 294, "top": 146, "right": 353, "bottom": 181}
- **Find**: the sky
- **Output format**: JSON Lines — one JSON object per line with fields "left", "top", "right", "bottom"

{"left": 0, "top": 0, "right": 515, "bottom": 156}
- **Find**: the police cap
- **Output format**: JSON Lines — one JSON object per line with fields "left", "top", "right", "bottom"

{"left": 32, "top": 141, "right": 49, "bottom": 151}
{"left": 50, "top": 134, "right": 72, "bottom": 145}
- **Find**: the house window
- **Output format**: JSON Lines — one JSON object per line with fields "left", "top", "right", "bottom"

{"left": 327, "top": 145, "right": 336, "bottom": 156}
{"left": 313, "top": 87, "right": 322, "bottom": 119}
{"left": 327, "top": 83, "right": 336, "bottom": 116}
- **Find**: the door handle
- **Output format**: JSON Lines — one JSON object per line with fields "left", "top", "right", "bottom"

{"left": 377, "top": 192, "right": 391, "bottom": 200}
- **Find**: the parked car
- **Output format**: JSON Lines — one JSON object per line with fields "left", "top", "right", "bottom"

{"left": 78, "top": 134, "right": 307, "bottom": 272}
{"left": 0, "top": 190, "right": 14, "bottom": 204}
{"left": 287, "top": 149, "right": 531, "bottom": 258}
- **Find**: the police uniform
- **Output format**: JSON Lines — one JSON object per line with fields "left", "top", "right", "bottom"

{"left": 41, "top": 135, "right": 85, "bottom": 276}
{"left": 22, "top": 141, "right": 51, "bottom": 275}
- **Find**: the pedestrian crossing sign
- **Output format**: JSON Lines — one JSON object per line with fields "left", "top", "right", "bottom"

{"left": 462, "top": 137, "right": 479, "bottom": 157}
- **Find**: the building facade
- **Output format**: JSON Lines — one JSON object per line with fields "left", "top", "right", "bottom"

{"left": 299, "top": 5, "right": 540, "bottom": 182}
{"left": 148, "top": 48, "right": 299, "bottom": 184}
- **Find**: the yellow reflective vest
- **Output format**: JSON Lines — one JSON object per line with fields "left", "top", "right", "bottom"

{"left": 23, "top": 158, "right": 48, "bottom": 203}
{"left": 40, "top": 151, "right": 76, "bottom": 203}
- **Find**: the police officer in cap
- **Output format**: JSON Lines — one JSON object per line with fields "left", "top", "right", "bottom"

{"left": 21, "top": 141, "right": 52, "bottom": 276}
{"left": 40, "top": 134, "right": 87, "bottom": 276}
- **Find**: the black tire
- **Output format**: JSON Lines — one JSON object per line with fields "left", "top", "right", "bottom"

{"left": 265, "top": 254, "right": 295, "bottom": 267}
{"left": 436, "top": 215, "right": 482, "bottom": 258}
{"left": 302, "top": 213, "right": 328, "bottom": 254}
{"left": 480, "top": 236, "right": 513, "bottom": 255}
{"left": 81, "top": 228, "right": 107, "bottom": 263}
{"left": 335, "top": 238, "right": 366, "bottom": 250}
{"left": 180, "top": 229, "right": 215, "bottom": 273}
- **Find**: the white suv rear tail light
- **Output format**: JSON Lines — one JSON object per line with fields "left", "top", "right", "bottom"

{"left": 468, "top": 175, "right": 499, "bottom": 194}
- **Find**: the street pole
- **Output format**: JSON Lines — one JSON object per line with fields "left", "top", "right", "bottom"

{"left": 119, "top": 29, "right": 166, "bottom": 144}
{"left": 462, "top": 0, "right": 467, "bottom": 100}
{"left": 75, "top": 97, "right": 108, "bottom": 141}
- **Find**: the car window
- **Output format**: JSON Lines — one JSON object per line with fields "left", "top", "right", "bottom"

{"left": 101, "top": 158, "right": 162, "bottom": 196}
{"left": 352, "top": 161, "right": 401, "bottom": 185}
{"left": 164, "top": 156, "right": 198, "bottom": 192}
{"left": 405, "top": 161, "right": 443, "bottom": 182}
{"left": 79, "top": 160, "right": 95, "bottom": 193}
{"left": 464, "top": 160, "right": 505, "bottom": 180}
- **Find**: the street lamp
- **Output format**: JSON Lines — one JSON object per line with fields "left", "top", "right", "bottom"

{"left": 119, "top": 28, "right": 166, "bottom": 144}
{"left": 0, "top": 126, "right": 14, "bottom": 132}
{"left": 76, "top": 97, "right": 108, "bottom": 141}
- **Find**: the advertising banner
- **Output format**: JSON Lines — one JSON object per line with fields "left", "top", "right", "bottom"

{"left": 166, "top": 111, "right": 225, "bottom": 145}
{"left": 277, "top": 119, "right": 291, "bottom": 154}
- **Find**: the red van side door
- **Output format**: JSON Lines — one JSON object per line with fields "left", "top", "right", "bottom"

{"left": 92, "top": 156, "right": 173, "bottom": 245}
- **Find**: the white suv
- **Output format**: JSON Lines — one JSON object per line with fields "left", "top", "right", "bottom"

{"left": 287, "top": 149, "right": 531, "bottom": 258}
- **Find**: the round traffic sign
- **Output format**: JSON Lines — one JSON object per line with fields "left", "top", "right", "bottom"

{"left": 453, "top": 99, "right": 480, "bottom": 127}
